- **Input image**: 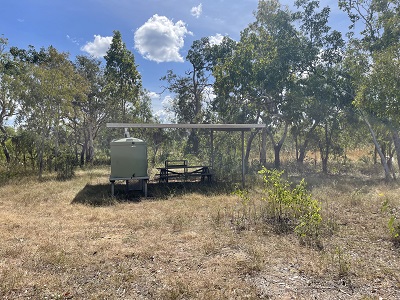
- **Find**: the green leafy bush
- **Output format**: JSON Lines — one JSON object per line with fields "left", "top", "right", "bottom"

{"left": 381, "top": 197, "right": 400, "bottom": 245}
{"left": 388, "top": 216, "right": 400, "bottom": 242}
{"left": 258, "top": 167, "right": 322, "bottom": 244}
{"left": 55, "top": 151, "right": 77, "bottom": 180}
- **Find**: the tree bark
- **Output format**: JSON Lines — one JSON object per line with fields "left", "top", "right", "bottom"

{"left": 86, "top": 123, "right": 95, "bottom": 163}
{"left": 244, "top": 130, "right": 258, "bottom": 173}
{"left": 266, "top": 123, "right": 288, "bottom": 169}
{"left": 318, "top": 123, "right": 331, "bottom": 174}
{"left": 363, "top": 115, "right": 392, "bottom": 181}
{"left": 392, "top": 129, "right": 400, "bottom": 176}
{"left": 297, "top": 123, "right": 318, "bottom": 164}
{"left": 0, "top": 126, "right": 11, "bottom": 163}
{"left": 260, "top": 128, "right": 267, "bottom": 166}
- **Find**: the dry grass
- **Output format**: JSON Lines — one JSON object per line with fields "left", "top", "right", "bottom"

{"left": 0, "top": 166, "right": 399, "bottom": 299}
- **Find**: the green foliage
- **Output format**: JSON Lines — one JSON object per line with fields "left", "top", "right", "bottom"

{"left": 380, "top": 195, "right": 400, "bottom": 244}
{"left": 104, "top": 30, "right": 141, "bottom": 123}
{"left": 55, "top": 150, "right": 77, "bottom": 180}
{"left": 258, "top": 167, "right": 322, "bottom": 243}
{"left": 232, "top": 167, "right": 322, "bottom": 246}
{"left": 388, "top": 216, "right": 400, "bottom": 240}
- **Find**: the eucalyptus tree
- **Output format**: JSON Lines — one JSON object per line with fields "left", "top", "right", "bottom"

{"left": 212, "top": 30, "right": 265, "bottom": 169}
{"left": 353, "top": 45, "right": 400, "bottom": 175}
{"left": 0, "top": 35, "right": 18, "bottom": 163}
{"left": 340, "top": 0, "right": 400, "bottom": 180}
{"left": 73, "top": 55, "right": 107, "bottom": 164}
{"left": 11, "top": 46, "right": 88, "bottom": 178}
{"left": 161, "top": 37, "right": 216, "bottom": 154}
{"left": 213, "top": 0, "right": 302, "bottom": 169}
{"left": 289, "top": 0, "right": 349, "bottom": 172}
{"left": 104, "top": 30, "right": 141, "bottom": 123}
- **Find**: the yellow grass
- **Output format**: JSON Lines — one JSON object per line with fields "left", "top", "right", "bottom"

{"left": 0, "top": 166, "right": 399, "bottom": 299}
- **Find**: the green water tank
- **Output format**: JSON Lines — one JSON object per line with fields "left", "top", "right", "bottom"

{"left": 110, "top": 138, "right": 148, "bottom": 178}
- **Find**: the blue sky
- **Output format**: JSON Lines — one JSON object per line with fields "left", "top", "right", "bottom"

{"left": 1, "top": 0, "right": 350, "bottom": 120}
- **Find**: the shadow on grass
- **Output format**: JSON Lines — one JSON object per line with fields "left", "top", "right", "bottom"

{"left": 71, "top": 183, "right": 116, "bottom": 206}
{"left": 71, "top": 180, "right": 237, "bottom": 206}
{"left": 149, "top": 181, "right": 236, "bottom": 199}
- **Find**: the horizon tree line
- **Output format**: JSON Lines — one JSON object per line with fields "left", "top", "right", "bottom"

{"left": 0, "top": 0, "right": 399, "bottom": 181}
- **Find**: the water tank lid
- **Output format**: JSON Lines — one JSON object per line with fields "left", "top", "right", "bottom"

{"left": 111, "top": 137, "right": 146, "bottom": 144}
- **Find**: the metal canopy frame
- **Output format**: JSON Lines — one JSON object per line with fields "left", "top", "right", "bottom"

{"left": 106, "top": 123, "right": 266, "bottom": 187}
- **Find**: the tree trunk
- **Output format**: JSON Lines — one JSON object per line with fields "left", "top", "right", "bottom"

{"left": 86, "top": 124, "right": 95, "bottom": 163}
{"left": 1, "top": 139, "right": 11, "bottom": 163}
{"left": 274, "top": 144, "right": 282, "bottom": 169}
{"left": 266, "top": 123, "right": 288, "bottom": 170}
{"left": 0, "top": 127, "right": 11, "bottom": 163}
{"left": 298, "top": 143, "right": 308, "bottom": 164}
{"left": 80, "top": 142, "right": 86, "bottom": 167}
{"left": 364, "top": 115, "right": 392, "bottom": 181}
{"left": 297, "top": 123, "right": 318, "bottom": 164}
{"left": 392, "top": 129, "right": 400, "bottom": 176}
{"left": 244, "top": 130, "right": 258, "bottom": 173}
{"left": 260, "top": 128, "right": 267, "bottom": 167}
{"left": 321, "top": 151, "right": 328, "bottom": 174}
{"left": 38, "top": 140, "right": 44, "bottom": 180}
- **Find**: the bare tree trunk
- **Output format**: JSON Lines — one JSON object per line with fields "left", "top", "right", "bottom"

{"left": 392, "top": 129, "right": 400, "bottom": 177}
{"left": 319, "top": 123, "right": 331, "bottom": 174}
{"left": 1, "top": 138, "right": 10, "bottom": 163}
{"left": 244, "top": 130, "right": 258, "bottom": 173}
{"left": 86, "top": 123, "right": 95, "bottom": 163}
{"left": 297, "top": 123, "right": 318, "bottom": 164}
{"left": 364, "top": 115, "right": 392, "bottom": 181}
{"left": 0, "top": 127, "right": 10, "bottom": 163}
{"left": 38, "top": 138, "right": 44, "bottom": 180}
{"left": 80, "top": 144, "right": 85, "bottom": 167}
{"left": 266, "top": 123, "right": 288, "bottom": 169}
{"left": 260, "top": 128, "right": 267, "bottom": 166}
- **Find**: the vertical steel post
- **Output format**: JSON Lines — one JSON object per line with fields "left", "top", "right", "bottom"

{"left": 210, "top": 130, "right": 214, "bottom": 169}
{"left": 241, "top": 130, "right": 245, "bottom": 188}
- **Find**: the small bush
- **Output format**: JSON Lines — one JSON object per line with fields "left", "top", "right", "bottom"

{"left": 388, "top": 216, "right": 400, "bottom": 244}
{"left": 259, "top": 167, "right": 322, "bottom": 245}
{"left": 233, "top": 168, "right": 323, "bottom": 247}
{"left": 55, "top": 151, "right": 77, "bottom": 180}
{"left": 381, "top": 196, "right": 400, "bottom": 245}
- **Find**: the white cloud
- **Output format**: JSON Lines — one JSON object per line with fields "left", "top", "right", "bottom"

{"left": 209, "top": 33, "right": 224, "bottom": 46}
{"left": 67, "top": 35, "right": 80, "bottom": 46}
{"left": 134, "top": 14, "right": 192, "bottom": 63}
{"left": 191, "top": 4, "right": 203, "bottom": 18}
{"left": 148, "top": 91, "right": 160, "bottom": 100}
{"left": 161, "top": 95, "right": 174, "bottom": 107}
{"left": 81, "top": 35, "right": 112, "bottom": 58}
{"left": 151, "top": 94, "right": 175, "bottom": 123}
{"left": 203, "top": 86, "right": 216, "bottom": 102}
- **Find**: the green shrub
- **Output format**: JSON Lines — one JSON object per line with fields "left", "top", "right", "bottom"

{"left": 388, "top": 216, "right": 400, "bottom": 242}
{"left": 381, "top": 197, "right": 400, "bottom": 245}
{"left": 55, "top": 151, "right": 77, "bottom": 180}
{"left": 258, "top": 167, "right": 322, "bottom": 245}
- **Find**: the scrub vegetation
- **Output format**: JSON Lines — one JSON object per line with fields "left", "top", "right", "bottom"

{"left": 0, "top": 161, "right": 399, "bottom": 299}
